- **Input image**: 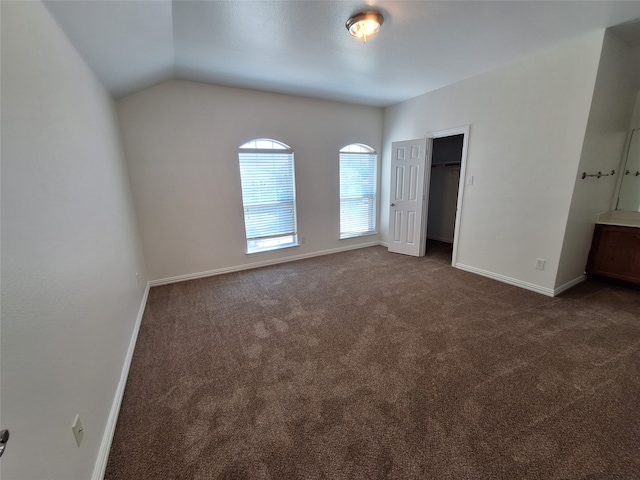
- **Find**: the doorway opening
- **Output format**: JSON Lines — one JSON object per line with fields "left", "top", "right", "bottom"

{"left": 425, "top": 134, "right": 464, "bottom": 263}
{"left": 387, "top": 126, "right": 469, "bottom": 265}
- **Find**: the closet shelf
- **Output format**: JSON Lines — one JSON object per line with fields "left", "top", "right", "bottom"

{"left": 431, "top": 162, "right": 461, "bottom": 168}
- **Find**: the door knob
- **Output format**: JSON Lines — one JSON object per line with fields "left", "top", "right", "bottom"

{"left": 0, "top": 430, "right": 9, "bottom": 458}
{"left": 390, "top": 203, "right": 396, "bottom": 207}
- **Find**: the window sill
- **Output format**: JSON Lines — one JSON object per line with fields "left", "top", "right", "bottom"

{"left": 339, "top": 232, "right": 378, "bottom": 240}
{"left": 246, "top": 243, "right": 299, "bottom": 255}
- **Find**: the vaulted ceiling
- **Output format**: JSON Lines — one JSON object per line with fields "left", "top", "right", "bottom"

{"left": 44, "top": 1, "right": 640, "bottom": 107}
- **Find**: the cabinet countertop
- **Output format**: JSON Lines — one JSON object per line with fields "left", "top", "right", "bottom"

{"left": 596, "top": 211, "right": 640, "bottom": 228}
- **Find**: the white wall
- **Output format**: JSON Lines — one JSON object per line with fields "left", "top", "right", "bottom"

{"left": 382, "top": 31, "right": 605, "bottom": 294}
{"left": 555, "top": 31, "right": 637, "bottom": 289}
{"left": 630, "top": 45, "right": 640, "bottom": 91}
{"left": 630, "top": 90, "right": 640, "bottom": 130}
{"left": 117, "top": 81, "right": 383, "bottom": 281}
{"left": 1, "top": 2, "right": 148, "bottom": 479}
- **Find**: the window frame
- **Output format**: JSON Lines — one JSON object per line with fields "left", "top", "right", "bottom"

{"left": 339, "top": 143, "right": 378, "bottom": 240}
{"left": 238, "top": 138, "right": 299, "bottom": 254}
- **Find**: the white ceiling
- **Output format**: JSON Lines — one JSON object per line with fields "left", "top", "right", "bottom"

{"left": 44, "top": 1, "right": 640, "bottom": 107}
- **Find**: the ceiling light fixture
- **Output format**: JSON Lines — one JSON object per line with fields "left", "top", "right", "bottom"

{"left": 346, "top": 11, "right": 384, "bottom": 42}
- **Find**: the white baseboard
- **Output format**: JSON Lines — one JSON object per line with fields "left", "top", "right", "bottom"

{"left": 149, "top": 241, "right": 382, "bottom": 286}
{"left": 92, "top": 282, "right": 150, "bottom": 480}
{"left": 553, "top": 275, "right": 586, "bottom": 296}
{"left": 455, "top": 263, "right": 556, "bottom": 297}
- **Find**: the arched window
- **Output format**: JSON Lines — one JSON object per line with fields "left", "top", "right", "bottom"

{"left": 238, "top": 139, "right": 298, "bottom": 253}
{"left": 339, "top": 144, "right": 377, "bottom": 239}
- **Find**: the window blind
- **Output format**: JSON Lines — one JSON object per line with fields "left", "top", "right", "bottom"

{"left": 239, "top": 150, "right": 297, "bottom": 243}
{"left": 339, "top": 150, "right": 377, "bottom": 239}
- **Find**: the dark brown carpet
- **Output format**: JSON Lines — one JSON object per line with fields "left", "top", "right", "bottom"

{"left": 105, "top": 243, "right": 640, "bottom": 479}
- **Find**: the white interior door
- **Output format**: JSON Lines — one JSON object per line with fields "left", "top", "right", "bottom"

{"left": 388, "top": 138, "right": 430, "bottom": 256}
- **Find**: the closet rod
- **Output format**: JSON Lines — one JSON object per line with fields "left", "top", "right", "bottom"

{"left": 431, "top": 162, "right": 461, "bottom": 168}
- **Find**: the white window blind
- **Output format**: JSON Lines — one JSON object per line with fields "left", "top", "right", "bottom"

{"left": 238, "top": 140, "right": 297, "bottom": 253}
{"left": 339, "top": 144, "right": 377, "bottom": 239}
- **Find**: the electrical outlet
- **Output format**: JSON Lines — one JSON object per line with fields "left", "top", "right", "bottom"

{"left": 535, "top": 258, "right": 546, "bottom": 270}
{"left": 301, "top": 236, "right": 306, "bottom": 244}
{"left": 466, "top": 176, "right": 474, "bottom": 185}
{"left": 72, "top": 415, "right": 84, "bottom": 447}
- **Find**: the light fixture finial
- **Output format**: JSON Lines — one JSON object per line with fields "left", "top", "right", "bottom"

{"left": 346, "top": 11, "right": 384, "bottom": 42}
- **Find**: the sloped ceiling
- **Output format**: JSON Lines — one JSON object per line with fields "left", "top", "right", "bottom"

{"left": 44, "top": 1, "right": 640, "bottom": 107}
{"left": 609, "top": 17, "right": 640, "bottom": 45}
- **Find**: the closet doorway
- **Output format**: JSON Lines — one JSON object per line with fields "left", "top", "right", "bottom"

{"left": 425, "top": 127, "right": 469, "bottom": 266}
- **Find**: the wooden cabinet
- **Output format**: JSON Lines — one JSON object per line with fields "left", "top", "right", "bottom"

{"left": 586, "top": 224, "right": 640, "bottom": 286}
